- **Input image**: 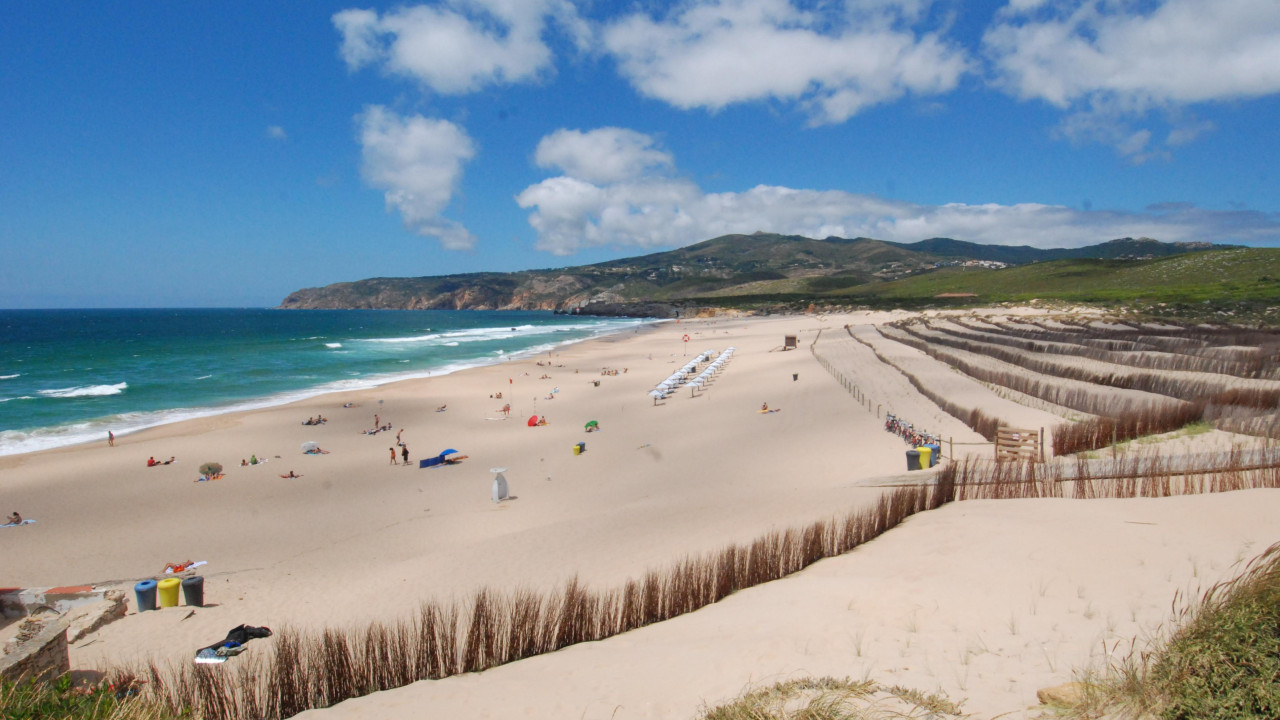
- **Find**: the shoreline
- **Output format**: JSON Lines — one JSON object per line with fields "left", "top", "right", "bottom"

{"left": 0, "top": 316, "right": 666, "bottom": 460}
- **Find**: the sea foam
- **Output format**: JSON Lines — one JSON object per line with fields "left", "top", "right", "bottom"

{"left": 38, "top": 382, "right": 128, "bottom": 398}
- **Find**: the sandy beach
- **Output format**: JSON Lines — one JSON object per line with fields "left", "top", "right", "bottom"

{"left": 4, "top": 308, "right": 1277, "bottom": 718}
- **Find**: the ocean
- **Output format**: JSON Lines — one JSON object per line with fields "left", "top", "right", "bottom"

{"left": 0, "top": 308, "right": 654, "bottom": 457}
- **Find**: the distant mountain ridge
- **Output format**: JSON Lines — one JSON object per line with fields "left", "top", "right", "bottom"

{"left": 278, "top": 234, "right": 1230, "bottom": 314}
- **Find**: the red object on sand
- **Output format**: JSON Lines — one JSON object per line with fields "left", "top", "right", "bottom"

{"left": 527, "top": 415, "right": 538, "bottom": 427}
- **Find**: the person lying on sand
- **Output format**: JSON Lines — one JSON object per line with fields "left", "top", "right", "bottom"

{"left": 279, "top": 471, "right": 302, "bottom": 478}
{"left": 436, "top": 404, "right": 447, "bottom": 412}
{"left": 164, "top": 560, "right": 195, "bottom": 573}
{"left": 304, "top": 447, "right": 329, "bottom": 455}
{"left": 162, "top": 456, "right": 175, "bottom": 465}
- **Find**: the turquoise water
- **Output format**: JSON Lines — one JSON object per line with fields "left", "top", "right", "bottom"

{"left": 0, "top": 309, "right": 652, "bottom": 456}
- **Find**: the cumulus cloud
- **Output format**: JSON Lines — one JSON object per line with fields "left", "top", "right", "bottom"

{"left": 518, "top": 126, "right": 1280, "bottom": 255}
{"left": 333, "top": 0, "right": 587, "bottom": 94}
{"left": 359, "top": 106, "right": 476, "bottom": 250}
{"left": 266, "top": 125, "right": 287, "bottom": 140}
{"left": 534, "top": 128, "right": 674, "bottom": 185}
{"left": 985, "top": 0, "right": 1280, "bottom": 156}
{"left": 602, "top": 0, "right": 970, "bottom": 125}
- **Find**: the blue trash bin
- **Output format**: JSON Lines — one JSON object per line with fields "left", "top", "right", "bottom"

{"left": 134, "top": 579, "right": 157, "bottom": 612}
{"left": 925, "top": 443, "right": 941, "bottom": 467}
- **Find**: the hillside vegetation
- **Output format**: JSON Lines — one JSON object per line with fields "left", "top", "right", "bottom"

{"left": 279, "top": 233, "right": 1254, "bottom": 318}
{"left": 826, "top": 248, "right": 1280, "bottom": 312}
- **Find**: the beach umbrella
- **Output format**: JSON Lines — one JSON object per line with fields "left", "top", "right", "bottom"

{"left": 584, "top": 420, "right": 598, "bottom": 430}
{"left": 527, "top": 415, "right": 538, "bottom": 427}
{"left": 301, "top": 441, "right": 319, "bottom": 453}
{"left": 440, "top": 449, "right": 459, "bottom": 457}
{"left": 198, "top": 462, "right": 222, "bottom": 476}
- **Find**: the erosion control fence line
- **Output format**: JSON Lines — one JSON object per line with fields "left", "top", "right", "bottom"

{"left": 847, "top": 326, "right": 1000, "bottom": 440}
{"left": 810, "top": 327, "right": 875, "bottom": 411}
{"left": 136, "top": 486, "right": 943, "bottom": 720}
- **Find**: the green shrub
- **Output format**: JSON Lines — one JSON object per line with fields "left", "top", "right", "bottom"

{"left": 0, "top": 674, "right": 185, "bottom": 720}
{"left": 1147, "top": 543, "right": 1280, "bottom": 719}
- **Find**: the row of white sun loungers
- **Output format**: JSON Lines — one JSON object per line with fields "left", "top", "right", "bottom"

{"left": 648, "top": 347, "right": 736, "bottom": 400}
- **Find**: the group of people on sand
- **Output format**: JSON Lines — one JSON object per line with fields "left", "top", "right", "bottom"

{"left": 240, "top": 454, "right": 267, "bottom": 466}
{"left": 302, "top": 415, "right": 327, "bottom": 426}
{"left": 600, "top": 368, "right": 626, "bottom": 376}
{"left": 390, "top": 445, "right": 411, "bottom": 465}
{"left": 147, "top": 456, "right": 176, "bottom": 467}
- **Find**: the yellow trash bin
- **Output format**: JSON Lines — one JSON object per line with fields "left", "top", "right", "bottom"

{"left": 157, "top": 577, "right": 182, "bottom": 608}
{"left": 916, "top": 446, "right": 932, "bottom": 469}
{"left": 572, "top": 444, "right": 580, "bottom": 455}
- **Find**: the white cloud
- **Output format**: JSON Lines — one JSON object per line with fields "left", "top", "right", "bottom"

{"left": 518, "top": 126, "right": 1280, "bottom": 254}
{"left": 266, "top": 125, "right": 287, "bottom": 140}
{"left": 534, "top": 128, "right": 674, "bottom": 185}
{"left": 333, "top": 0, "right": 586, "bottom": 94}
{"left": 602, "top": 0, "right": 970, "bottom": 125}
{"left": 985, "top": 0, "right": 1280, "bottom": 154}
{"left": 359, "top": 106, "right": 476, "bottom": 250}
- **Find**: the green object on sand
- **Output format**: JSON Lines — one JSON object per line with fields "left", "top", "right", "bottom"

{"left": 585, "top": 420, "right": 598, "bottom": 429}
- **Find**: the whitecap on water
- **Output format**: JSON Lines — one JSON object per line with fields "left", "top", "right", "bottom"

{"left": 38, "top": 382, "right": 127, "bottom": 398}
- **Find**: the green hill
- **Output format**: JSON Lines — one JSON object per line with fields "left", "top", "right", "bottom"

{"left": 830, "top": 247, "right": 1280, "bottom": 306}
{"left": 279, "top": 233, "right": 1246, "bottom": 316}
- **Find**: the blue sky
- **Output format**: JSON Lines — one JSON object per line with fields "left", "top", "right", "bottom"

{"left": 3, "top": 0, "right": 1279, "bottom": 308}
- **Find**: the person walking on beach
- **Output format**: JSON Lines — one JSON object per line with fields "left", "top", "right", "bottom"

{"left": 401, "top": 445, "right": 409, "bottom": 465}
{"left": 396, "top": 429, "right": 403, "bottom": 446}
{"left": 389, "top": 447, "right": 397, "bottom": 465}
{"left": 108, "top": 430, "right": 114, "bottom": 447}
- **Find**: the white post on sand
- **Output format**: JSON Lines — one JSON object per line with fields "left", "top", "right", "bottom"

{"left": 490, "top": 467, "right": 510, "bottom": 503}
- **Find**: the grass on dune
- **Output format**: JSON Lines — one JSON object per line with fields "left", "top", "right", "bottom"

{"left": 1063, "top": 542, "right": 1280, "bottom": 720}
{"left": 0, "top": 674, "right": 183, "bottom": 720}
{"left": 695, "top": 677, "right": 965, "bottom": 720}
